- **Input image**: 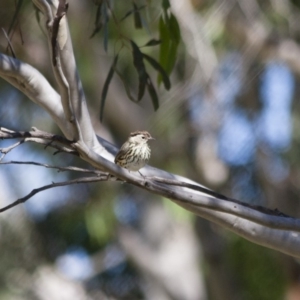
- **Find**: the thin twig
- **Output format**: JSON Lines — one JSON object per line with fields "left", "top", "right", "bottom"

{"left": 0, "top": 140, "right": 24, "bottom": 161}
{"left": 0, "top": 127, "right": 78, "bottom": 156}
{"left": 2, "top": 27, "right": 16, "bottom": 58}
{"left": 0, "top": 138, "right": 77, "bottom": 157}
{"left": 0, "top": 127, "right": 73, "bottom": 145}
{"left": 0, "top": 160, "right": 103, "bottom": 175}
{"left": 0, "top": 175, "right": 108, "bottom": 213}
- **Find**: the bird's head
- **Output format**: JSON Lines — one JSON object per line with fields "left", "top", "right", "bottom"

{"left": 128, "top": 131, "right": 155, "bottom": 145}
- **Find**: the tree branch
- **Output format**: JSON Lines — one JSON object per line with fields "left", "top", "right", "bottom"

{"left": 0, "top": 160, "right": 102, "bottom": 175}
{"left": 149, "top": 176, "right": 300, "bottom": 232}
{"left": 73, "top": 141, "right": 300, "bottom": 258}
{"left": 0, "top": 175, "right": 109, "bottom": 213}
{"left": 0, "top": 140, "right": 24, "bottom": 160}
{"left": 0, "top": 127, "right": 71, "bottom": 144}
{"left": 0, "top": 127, "right": 78, "bottom": 158}
{"left": 0, "top": 54, "right": 76, "bottom": 138}
{"left": 51, "top": 0, "right": 68, "bottom": 67}
{"left": 32, "top": 0, "right": 100, "bottom": 148}
{"left": 4, "top": 127, "right": 297, "bottom": 256}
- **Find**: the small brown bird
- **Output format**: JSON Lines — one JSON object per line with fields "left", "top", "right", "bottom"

{"left": 114, "top": 131, "right": 154, "bottom": 176}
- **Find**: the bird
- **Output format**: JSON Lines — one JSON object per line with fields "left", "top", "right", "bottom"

{"left": 114, "top": 131, "right": 154, "bottom": 176}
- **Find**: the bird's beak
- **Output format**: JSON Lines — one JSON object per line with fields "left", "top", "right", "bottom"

{"left": 149, "top": 136, "right": 155, "bottom": 140}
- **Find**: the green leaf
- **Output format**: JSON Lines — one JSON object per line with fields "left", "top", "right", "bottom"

{"left": 100, "top": 55, "right": 118, "bottom": 121}
{"left": 131, "top": 40, "right": 144, "bottom": 68}
{"left": 146, "top": 77, "right": 159, "bottom": 110}
{"left": 165, "top": 41, "right": 178, "bottom": 74}
{"left": 103, "top": 21, "right": 109, "bottom": 52}
{"left": 169, "top": 13, "right": 180, "bottom": 44}
{"left": 114, "top": 68, "right": 138, "bottom": 102}
{"left": 120, "top": 9, "right": 135, "bottom": 22}
{"left": 90, "top": 3, "right": 103, "bottom": 38}
{"left": 158, "top": 15, "right": 170, "bottom": 67}
{"left": 162, "top": 0, "right": 170, "bottom": 11}
{"left": 131, "top": 40, "right": 148, "bottom": 101}
{"left": 133, "top": 3, "right": 142, "bottom": 29}
{"left": 158, "top": 13, "right": 180, "bottom": 84}
{"left": 142, "top": 53, "right": 171, "bottom": 90}
{"left": 138, "top": 75, "right": 147, "bottom": 100}
{"left": 90, "top": 1, "right": 109, "bottom": 51}
{"left": 142, "top": 39, "right": 161, "bottom": 47}
{"left": 158, "top": 15, "right": 170, "bottom": 84}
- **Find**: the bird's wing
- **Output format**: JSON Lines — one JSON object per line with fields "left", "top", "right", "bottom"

{"left": 114, "top": 143, "right": 130, "bottom": 163}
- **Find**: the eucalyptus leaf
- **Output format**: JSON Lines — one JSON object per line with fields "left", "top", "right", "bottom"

{"left": 131, "top": 40, "right": 148, "bottom": 101}
{"left": 143, "top": 53, "right": 171, "bottom": 90}
{"left": 100, "top": 55, "right": 119, "bottom": 121}
{"left": 133, "top": 3, "right": 142, "bottom": 29}
{"left": 114, "top": 68, "right": 138, "bottom": 102}
{"left": 162, "top": 0, "right": 170, "bottom": 11}
{"left": 158, "top": 13, "right": 180, "bottom": 85}
{"left": 142, "top": 39, "right": 161, "bottom": 47}
{"left": 158, "top": 15, "right": 170, "bottom": 84}
{"left": 146, "top": 77, "right": 159, "bottom": 110}
{"left": 90, "top": 4, "right": 103, "bottom": 38}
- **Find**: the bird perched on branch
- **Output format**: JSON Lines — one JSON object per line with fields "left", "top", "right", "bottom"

{"left": 114, "top": 131, "right": 154, "bottom": 176}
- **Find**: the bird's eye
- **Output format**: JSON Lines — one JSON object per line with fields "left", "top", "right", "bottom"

{"left": 142, "top": 136, "right": 145, "bottom": 139}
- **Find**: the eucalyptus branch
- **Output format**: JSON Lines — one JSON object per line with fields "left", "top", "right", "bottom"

{"left": 175, "top": 201, "right": 300, "bottom": 258}
{"left": 73, "top": 143, "right": 300, "bottom": 258}
{"left": 149, "top": 176, "right": 300, "bottom": 232}
{"left": 150, "top": 176, "right": 230, "bottom": 200}
{"left": 32, "top": 0, "right": 99, "bottom": 148}
{"left": 33, "top": 0, "right": 80, "bottom": 141}
{"left": 0, "top": 54, "right": 74, "bottom": 139}
{"left": 2, "top": 123, "right": 300, "bottom": 257}
{"left": 0, "top": 175, "right": 109, "bottom": 213}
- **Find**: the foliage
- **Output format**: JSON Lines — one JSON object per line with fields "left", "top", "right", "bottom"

{"left": 91, "top": 0, "right": 179, "bottom": 121}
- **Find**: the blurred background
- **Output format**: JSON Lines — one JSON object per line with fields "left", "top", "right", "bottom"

{"left": 0, "top": 0, "right": 300, "bottom": 299}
